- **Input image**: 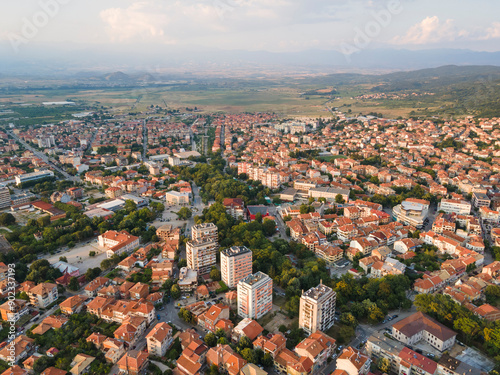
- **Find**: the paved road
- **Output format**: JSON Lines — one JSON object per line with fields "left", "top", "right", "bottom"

{"left": 269, "top": 205, "right": 290, "bottom": 241}
{"left": 7, "top": 131, "right": 79, "bottom": 182}
{"left": 24, "top": 304, "right": 59, "bottom": 331}
{"left": 142, "top": 119, "right": 147, "bottom": 161}
{"left": 350, "top": 304, "right": 418, "bottom": 349}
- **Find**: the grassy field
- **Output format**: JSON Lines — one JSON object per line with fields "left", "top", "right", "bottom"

{"left": 0, "top": 77, "right": 466, "bottom": 120}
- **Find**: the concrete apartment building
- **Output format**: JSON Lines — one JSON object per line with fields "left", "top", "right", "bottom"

{"left": 438, "top": 199, "right": 472, "bottom": 215}
{"left": 191, "top": 223, "right": 218, "bottom": 242}
{"left": 299, "top": 283, "right": 336, "bottom": 334}
{"left": 221, "top": 246, "right": 253, "bottom": 288}
{"left": 0, "top": 184, "right": 10, "bottom": 209}
{"left": 472, "top": 192, "right": 491, "bottom": 208}
{"left": 187, "top": 223, "right": 218, "bottom": 275}
{"left": 237, "top": 272, "right": 273, "bottom": 319}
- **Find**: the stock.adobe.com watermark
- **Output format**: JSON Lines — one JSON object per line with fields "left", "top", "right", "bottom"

{"left": 7, "top": 0, "right": 72, "bottom": 53}
{"left": 341, "top": 0, "right": 403, "bottom": 61}
{"left": 6, "top": 264, "right": 17, "bottom": 367}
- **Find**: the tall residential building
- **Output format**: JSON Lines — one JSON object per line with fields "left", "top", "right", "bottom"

{"left": 187, "top": 223, "right": 218, "bottom": 275}
{"left": 237, "top": 272, "right": 273, "bottom": 319}
{"left": 221, "top": 246, "right": 253, "bottom": 288}
{"left": 0, "top": 185, "right": 10, "bottom": 209}
{"left": 299, "top": 283, "right": 336, "bottom": 334}
{"left": 191, "top": 223, "right": 218, "bottom": 242}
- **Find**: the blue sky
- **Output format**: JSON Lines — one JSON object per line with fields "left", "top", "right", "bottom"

{"left": 1, "top": 0, "right": 499, "bottom": 53}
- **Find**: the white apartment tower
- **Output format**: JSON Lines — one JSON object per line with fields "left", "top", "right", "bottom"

{"left": 299, "top": 283, "right": 336, "bottom": 334}
{"left": 187, "top": 223, "right": 218, "bottom": 275}
{"left": 237, "top": 272, "right": 273, "bottom": 319}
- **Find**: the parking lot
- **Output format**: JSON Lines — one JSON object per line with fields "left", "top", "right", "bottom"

{"left": 42, "top": 239, "right": 108, "bottom": 273}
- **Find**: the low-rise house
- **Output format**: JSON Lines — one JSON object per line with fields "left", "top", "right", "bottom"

{"left": 294, "top": 331, "right": 336, "bottom": 371}
{"left": 70, "top": 353, "right": 95, "bottom": 375}
{"left": 26, "top": 282, "right": 58, "bottom": 308}
{"left": 206, "top": 344, "right": 247, "bottom": 375}
{"left": 84, "top": 277, "right": 110, "bottom": 297}
{"left": 253, "top": 333, "right": 286, "bottom": 358}
{"left": 176, "top": 339, "right": 208, "bottom": 375}
{"left": 232, "top": 318, "right": 264, "bottom": 342}
{"left": 146, "top": 322, "right": 173, "bottom": 357}
{"left": 336, "top": 347, "right": 371, "bottom": 375}
{"left": 437, "top": 353, "right": 487, "bottom": 375}
{"left": 0, "top": 299, "right": 29, "bottom": 321}
{"left": 59, "top": 295, "right": 88, "bottom": 315}
{"left": 398, "top": 347, "right": 437, "bottom": 375}
{"left": 98, "top": 230, "right": 140, "bottom": 258}
{"left": 117, "top": 350, "right": 149, "bottom": 375}
{"left": 102, "top": 338, "right": 126, "bottom": 363}
{"left": 198, "top": 304, "right": 230, "bottom": 333}
{"left": 392, "top": 312, "right": 456, "bottom": 352}
{"left": 0, "top": 335, "right": 34, "bottom": 363}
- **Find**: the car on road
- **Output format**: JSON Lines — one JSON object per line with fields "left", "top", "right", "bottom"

{"left": 392, "top": 314, "right": 398, "bottom": 319}
{"left": 382, "top": 320, "right": 387, "bottom": 324}
{"left": 157, "top": 314, "right": 161, "bottom": 320}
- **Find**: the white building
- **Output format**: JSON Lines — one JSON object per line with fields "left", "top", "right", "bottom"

{"left": 237, "top": 272, "right": 273, "bottom": 319}
{"left": 15, "top": 170, "right": 54, "bottom": 185}
{"left": 165, "top": 191, "right": 190, "bottom": 205}
{"left": 391, "top": 312, "right": 456, "bottom": 352}
{"left": 299, "top": 283, "right": 336, "bottom": 334}
{"left": 438, "top": 199, "right": 471, "bottom": 215}
{"left": 392, "top": 199, "right": 430, "bottom": 229}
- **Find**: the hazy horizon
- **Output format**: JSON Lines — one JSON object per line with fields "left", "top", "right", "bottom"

{"left": 1, "top": 0, "right": 500, "bottom": 76}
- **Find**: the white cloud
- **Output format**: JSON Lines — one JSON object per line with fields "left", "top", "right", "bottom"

{"left": 100, "top": 2, "right": 174, "bottom": 43}
{"left": 392, "top": 16, "right": 468, "bottom": 45}
{"left": 482, "top": 22, "right": 500, "bottom": 40}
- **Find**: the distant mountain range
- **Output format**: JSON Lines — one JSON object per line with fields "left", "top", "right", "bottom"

{"left": 0, "top": 43, "right": 500, "bottom": 77}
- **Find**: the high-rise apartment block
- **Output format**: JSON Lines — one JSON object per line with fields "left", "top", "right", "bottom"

{"left": 221, "top": 246, "right": 253, "bottom": 288}
{"left": 187, "top": 223, "right": 218, "bottom": 275}
{"left": 299, "top": 283, "right": 336, "bottom": 334}
{"left": 237, "top": 272, "right": 272, "bottom": 319}
{"left": 0, "top": 185, "right": 10, "bottom": 209}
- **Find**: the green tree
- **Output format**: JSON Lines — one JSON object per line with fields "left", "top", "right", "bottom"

{"left": 177, "top": 207, "right": 193, "bottom": 220}
{"left": 68, "top": 277, "right": 80, "bottom": 291}
{"left": 262, "top": 353, "right": 274, "bottom": 367}
{"left": 377, "top": 358, "right": 390, "bottom": 373}
{"left": 37, "top": 215, "right": 50, "bottom": 227}
{"left": 207, "top": 364, "right": 220, "bottom": 375}
{"left": 0, "top": 213, "right": 15, "bottom": 226}
{"left": 335, "top": 194, "right": 345, "bottom": 204}
{"left": 453, "top": 318, "right": 480, "bottom": 344}
{"left": 340, "top": 312, "right": 357, "bottom": 327}
{"left": 255, "top": 212, "right": 263, "bottom": 223}
{"left": 124, "top": 199, "right": 137, "bottom": 213}
{"left": 240, "top": 348, "right": 256, "bottom": 363}
{"left": 238, "top": 336, "right": 253, "bottom": 350}
{"left": 210, "top": 268, "right": 221, "bottom": 281}
{"left": 171, "top": 284, "right": 181, "bottom": 300}
{"left": 262, "top": 219, "right": 276, "bottom": 237}
{"left": 205, "top": 332, "right": 217, "bottom": 347}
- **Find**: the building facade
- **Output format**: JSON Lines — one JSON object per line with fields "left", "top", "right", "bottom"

{"left": 299, "top": 283, "right": 336, "bottom": 334}
{"left": 221, "top": 246, "right": 253, "bottom": 288}
{"left": 237, "top": 272, "right": 273, "bottom": 319}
